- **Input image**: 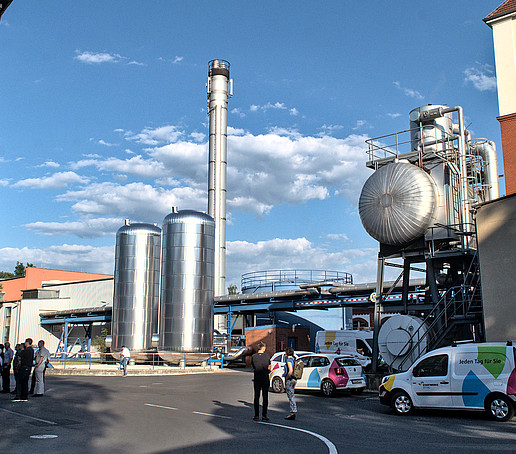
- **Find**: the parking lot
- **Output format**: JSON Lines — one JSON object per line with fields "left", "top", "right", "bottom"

{"left": 1, "top": 369, "right": 515, "bottom": 453}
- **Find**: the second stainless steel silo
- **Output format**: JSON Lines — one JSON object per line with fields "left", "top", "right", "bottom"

{"left": 111, "top": 221, "right": 162, "bottom": 358}
{"left": 159, "top": 209, "right": 215, "bottom": 362}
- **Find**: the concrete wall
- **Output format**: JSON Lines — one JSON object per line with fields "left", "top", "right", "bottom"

{"left": 476, "top": 194, "right": 516, "bottom": 341}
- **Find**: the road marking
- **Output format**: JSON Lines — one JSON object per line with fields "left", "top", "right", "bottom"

{"left": 30, "top": 434, "right": 58, "bottom": 439}
{"left": 260, "top": 422, "right": 338, "bottom": 454}
{"left": 192, "top": 411, "right": 231, "bottom": 419}
{"left": 0, "top": 408, "right": 57, "bottom": 425}
{"left": 144, "top": 403, "right": 178, "bottom": 411}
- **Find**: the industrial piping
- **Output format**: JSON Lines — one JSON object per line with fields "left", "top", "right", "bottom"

{"left": 207, "top": 60, "right": 232, "bottom": 298}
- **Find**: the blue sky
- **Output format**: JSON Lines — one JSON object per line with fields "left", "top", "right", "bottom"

{"left": 0, "top": 1, "right": 504, "bottom": 290}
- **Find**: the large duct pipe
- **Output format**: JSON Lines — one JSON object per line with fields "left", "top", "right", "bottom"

{"left": 470, "top": 140, "right": 500, "bottom": 201}
{"left": 207, "top": 59, "right": 232, "bottom": 297}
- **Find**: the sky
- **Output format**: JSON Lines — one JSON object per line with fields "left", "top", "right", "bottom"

{"left": 0, "top": 1, "right": 504, "bottom": 293}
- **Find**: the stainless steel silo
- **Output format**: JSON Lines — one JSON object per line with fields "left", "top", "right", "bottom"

{"left": 111, "top": 220, "right": 162, "bottom": 358}
{"left": 159, "top": 209, "right": 215, "bottom": 363}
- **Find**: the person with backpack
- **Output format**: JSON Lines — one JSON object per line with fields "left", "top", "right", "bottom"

{"left": 283, "top": 347, "right": 297, "bottom": 420}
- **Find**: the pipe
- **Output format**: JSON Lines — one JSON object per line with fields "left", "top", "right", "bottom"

{"left": 470, "top": 140, "right": 500, "bottom": 201}
{"left": 207, "top": 60, "right": 231, "bottom": 297}
{"left": 223, "top": 345, "right": 253, "bottom": 361}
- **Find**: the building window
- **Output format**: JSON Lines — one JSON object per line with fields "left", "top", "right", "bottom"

{"left": 3, "top": 306, "right": 12, "bottom": 344}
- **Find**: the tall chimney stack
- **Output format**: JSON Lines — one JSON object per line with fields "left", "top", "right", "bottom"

{"left": 207, "top": 59, "right": 232, "bottom": 297}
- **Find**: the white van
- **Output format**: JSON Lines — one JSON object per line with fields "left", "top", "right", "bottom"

{"left": 379, "top": 342, "right": 516, "bottom": 421}
{"left": 315, "top": 330, "right": 374, "bottom": 370}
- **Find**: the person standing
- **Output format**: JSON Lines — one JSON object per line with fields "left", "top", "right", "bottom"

{"left": 11, "top": 344, "right": 22, "bottom": 395}
{"left": 283, "top": 347, "right": 297, "bottom": 420}
{"left": 120, "top": 345, "right": 130, "bottom": 376}
{"left": 13, "top": 338, "right": 34, "bottom": 402}
{"left": 251, "top": 341, "right": 271, "bottom": 421}
{"left": 33, "top": 340, "right": 50, "bottom": 397}
{"left": 2, "top": 341, "right": 14, "bottom": 393}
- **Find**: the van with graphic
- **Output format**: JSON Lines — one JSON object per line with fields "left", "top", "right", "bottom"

{"left": 379, "top": 342, "right": 516, "bottom": 421}
{"left": 315, "top": 330, "right": 374, "bottom": 370}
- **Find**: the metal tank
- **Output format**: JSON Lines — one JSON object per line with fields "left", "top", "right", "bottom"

{"left": 359, "top": 161, "right": 438, "bottom": 245}
{"left": 378, "top": 315, "right": 430, "bottom": 372}
{"left": 111, "top": 220, "right": 162, "bottom": 359}
{"left": 158, "top": 209, "right": 215, "bottom": 363}
{"left": 409, "top": 104, "right": 454, "bottom": 154}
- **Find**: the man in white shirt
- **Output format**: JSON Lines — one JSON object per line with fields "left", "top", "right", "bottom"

{"left": 33, "top": 340, "right": 50, "bottom": 397}
{"left": 120, "top": 346, "right": 130, "bottom": 376}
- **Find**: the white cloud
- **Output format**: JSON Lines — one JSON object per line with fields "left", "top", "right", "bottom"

{"left": 290, "top": 108, "right": 299, "bottom": 116}
{"left": 326, "top": 233, "right": 350, "bottom": 241}
{"left": 13, "top": 171, "right": 90, "bottom": 189}
{"left": 352, "top": 120, "right": 372, "bottom": 130}
{"left": 57, "top": 182, "right": 206, "bottom": 220}
{"left": 37, "top": 161, "right": 60, "bottom": 168}
{"left": 387, "top": 113, "right": 401, "bottom": 119}
{"left": 249, "top": 102, "right": 294, "bottom": 113}
{"left": 123, "top": 125, "right": 184, "bottom": 145}
{"left": 74, "top": 50, "right": 143, "bottom": 66}
{"left": 393, "top": 81, "right": 424, "bottom": 100}
{"left": 74, "top": 50, "right": 124, "bottom": 64}
{"left": 71, "top": 155, "right": 167, "bottom": 178}
{"left": 172, "top": 56, "right": 183, "bottom": 64}
{"left": 24, "top": 218, "right": 123, "bottom": 238}
{"left": 464, "top": 64, "right": 497, "bottom": 92}
{"left": 189, "top": 132, "right": 206, "bottom": 143}
{"left": 0, "top": 179, "right": 9, "bottom": 186}
{"left": 0, "top": 245, "right": 115, "bottom": 275}
{"left": 231, "top": 108, "right": 246, "bottom": 118}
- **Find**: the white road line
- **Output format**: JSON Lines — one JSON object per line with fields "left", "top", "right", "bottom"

{"left": 192, "top": 411, "right": 231, "bottom": 419}
{"left": 0, "top": 407, "right": 57, "bottom": 425}
{"left": 260, "top": 422, "right": 338, "bottom": 454}
{"left": 144, "top": 403, "right": 178, "bottom": 411}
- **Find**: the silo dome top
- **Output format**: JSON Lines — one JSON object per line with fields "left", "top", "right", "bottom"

{"left": 116, "top": 222, "right": 161, "bottom": 236}
{"left": 162, "top": 210, "right": 214, "bottom": 225}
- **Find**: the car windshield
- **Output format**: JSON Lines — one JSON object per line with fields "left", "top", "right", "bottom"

{"left": 336, "top": 357, "right": 361, "bottom": 367}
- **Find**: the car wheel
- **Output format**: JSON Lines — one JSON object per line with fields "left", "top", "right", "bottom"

{"left": 271, "top": 376, "right": 285, "bottom": 393}
{"left": 321, "top": 379, "right": 336, "bottom": 397}
{"left": 485, "top": 394, "right": 514, "bottom": 422}
{"left": 391, "top": 391, "right": 413, "bottom": 415}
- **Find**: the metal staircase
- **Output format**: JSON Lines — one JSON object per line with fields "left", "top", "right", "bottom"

{"left": 389, "top": 250, "right": 483, "bottom": 372}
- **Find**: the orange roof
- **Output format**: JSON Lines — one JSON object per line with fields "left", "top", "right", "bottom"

{"left": 484, "top": 0, "right": 516, "bottom": 23}
{"left": 0, "top": 267, "right": 112, "bottom": 302}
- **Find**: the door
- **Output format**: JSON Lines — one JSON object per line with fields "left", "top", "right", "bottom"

{"left": 300, "top": 356, "right": 330, "bottom": 390}
{"left": 411, "top": 354, "right": 452, "bottom": 408}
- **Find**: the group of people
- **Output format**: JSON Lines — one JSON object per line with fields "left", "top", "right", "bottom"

{"left": 251, "top": 342, "right": 297, "bottom": 422}
{"left": 0, "top": 338, "right": 50, "bottom": 402}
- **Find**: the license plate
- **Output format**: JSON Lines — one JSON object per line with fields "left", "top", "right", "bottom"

{"left": 352, "top": 379, "right": 363, "bottom": 384}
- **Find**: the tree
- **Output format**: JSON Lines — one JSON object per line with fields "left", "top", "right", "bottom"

{"left": 0, "top": 271, "right": 14, "bottom": 279}
{"left": 227, "top": 284, "right": 239, "bottom": 295}
{"left": 92, "top": 327, "right": 110, "bottom": 353}
{"left": 13, "top": 262, "right": 34, "bottom": 278}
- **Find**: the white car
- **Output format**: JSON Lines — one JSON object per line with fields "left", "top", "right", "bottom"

{"left": 269, "top": 353, "right": 366, "bottom": 397}
{"left": 270, "top": 350, "right": 312, "bottom": 373}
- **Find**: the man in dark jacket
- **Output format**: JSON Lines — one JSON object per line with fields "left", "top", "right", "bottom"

{"left": 13, "top": 338, "right": 34, "bottom": 402}
{"left": 251, "top": 341, "right": 271, "bottom": 422}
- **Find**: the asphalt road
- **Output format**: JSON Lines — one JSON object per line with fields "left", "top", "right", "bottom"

{"left": 1, "top": 370, "right": 515, "bottom": 453}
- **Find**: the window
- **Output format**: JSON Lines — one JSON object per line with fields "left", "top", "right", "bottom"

{"left": 273, "top": 354, "right": 285, "bottom": 363}
{"left": 336, "top": 357, "right": 361, "bottom": 367}
{"left": 413, "top": 354, "right": 448, "bottom": 377}
{"left": 300, "top": 356, "right": 311, "bottom": 366}
{"left": 310, "top": 356, "right": 330, "bottom": 368}
{"left": 2, "top": 307, "right": 12, "bottom": 344}
{"left": 357, "top": 339, "right": 372, "bottom": 357}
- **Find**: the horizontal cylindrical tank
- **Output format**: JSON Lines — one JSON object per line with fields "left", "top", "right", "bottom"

{"left": 159, "top": 210, "right": 215, "bottom": 361}
{"left": 359, "top": 162, "right": 438, "bottom": 245}
{"left": 378, "top": 314, "right": 429, "bottom": 371}
{"left": 111, "top": 221, "right": 162, "bottom": 357}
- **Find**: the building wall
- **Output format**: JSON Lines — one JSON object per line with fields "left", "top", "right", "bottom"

{"left": 1, "top": 267, "right": 112, "bottom": 302}
{"left": 476, "top": 194, "right": 516, "bottom": 342}
{"left": 0, "top": 278, "right": 114, "bottom": 352}
{"left": 498, "top": 112, "right": 516, "bottom": 195}
{"left": 491, "top": 14, "right": 516, "bottom": 117}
